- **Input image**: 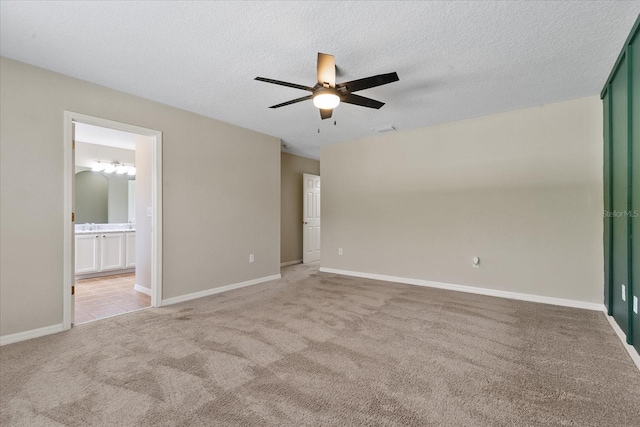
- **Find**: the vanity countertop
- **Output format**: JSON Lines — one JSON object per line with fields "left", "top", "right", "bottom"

{"left": 75, "top": 229, "right": 135, "bottom": 234}
{"left": 75, "top": 223, "right": 135, "bottom": 234}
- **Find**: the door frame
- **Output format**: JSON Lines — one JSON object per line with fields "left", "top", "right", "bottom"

{"left": 63, "top": 111, "right": 163, "bottom": 330}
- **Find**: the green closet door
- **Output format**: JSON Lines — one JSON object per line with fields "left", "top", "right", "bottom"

{"left": 632, "top": 38, "right": 640, "bottom": 353}
{"left": 611, "top": 56, "right": 629, "bottom": 336}
{"left": 604, "top": 89, "right": 612, "bottom": 313}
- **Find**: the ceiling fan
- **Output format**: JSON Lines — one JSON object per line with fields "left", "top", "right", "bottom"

{"left": 255, "top": 53, "right": 399, "bottom": 120}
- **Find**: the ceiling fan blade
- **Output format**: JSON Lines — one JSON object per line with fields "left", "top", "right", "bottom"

{"left": 320, "top": 108, "right": 333, "bottom": 120}
{"left": 317, "top": 53, "right": 336, "bottom": 88}
{"left": 341, "top": 93, "right": 385, "bottom": 109}
{"left": 269, "top": 95, "right": 313, "bottom": 109}
{"left": 255, "top": 77, "right": 315, "bottom": 92}
{"left": 336, "top": 72, "right": 399, "bottom": 93}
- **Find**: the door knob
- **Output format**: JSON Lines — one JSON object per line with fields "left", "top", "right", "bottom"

{"left": 304, "top": 222, "right": 308, "bottom": 224}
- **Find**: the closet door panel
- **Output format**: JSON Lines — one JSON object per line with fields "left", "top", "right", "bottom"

{"left": 611, "top": 56, "right": 629, "bottom": 335}
{"left": 632, "top": 39, "right": 640, "bottom": 352}
{"left": 604, "top": 90, "right": 612, "bottom": 313}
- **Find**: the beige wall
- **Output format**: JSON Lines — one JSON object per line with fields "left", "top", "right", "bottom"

{"left": 0, "top": 57, "right": 280, "bottom": 336}
{"left": 321, "top": 96, "right": 604, "bottom": 303}
{"left": 281, "top": 152, "right": 320, "bottom": 264}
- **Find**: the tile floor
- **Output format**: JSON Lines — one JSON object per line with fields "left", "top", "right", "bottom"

{"left": 74, "top": 273, "right": 150, "bottom": 324}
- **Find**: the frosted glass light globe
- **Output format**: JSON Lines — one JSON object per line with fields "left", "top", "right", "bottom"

{"left": 313, "top": 90, "right": 340, "bottom": 109}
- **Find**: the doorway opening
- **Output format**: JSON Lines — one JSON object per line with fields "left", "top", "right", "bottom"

{"left": 63, "top": 112, "right": 162, "bottom": 329}
{"left": 303, "top": 173, "right": 321, "bottom": 263}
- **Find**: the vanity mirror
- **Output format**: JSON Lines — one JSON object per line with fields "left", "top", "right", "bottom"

{"left": 75, "top": 170, "right": 135, "bottom": 224}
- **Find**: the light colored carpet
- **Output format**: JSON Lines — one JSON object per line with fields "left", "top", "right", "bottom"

{"left": 1, "top": 263, "right": 639, "bottom": 426}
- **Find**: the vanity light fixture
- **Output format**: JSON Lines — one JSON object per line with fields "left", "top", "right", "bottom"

{"left": 103, "top": 163, "right": 117, "bottom": 174}
{"left": 92, "top": 160, "right": 136, "bottom": 176}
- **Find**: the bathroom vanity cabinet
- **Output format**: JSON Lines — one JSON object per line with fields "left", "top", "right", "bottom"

{"left": 75, "top": 231, "right": 135, "bottom": 276}
{"left": 125, "top": 232, "right": 136, "bottom": 268}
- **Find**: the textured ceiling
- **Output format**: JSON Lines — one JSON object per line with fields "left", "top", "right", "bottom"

{"left": 1, "top": 1, "right": 639, "bottom": 159}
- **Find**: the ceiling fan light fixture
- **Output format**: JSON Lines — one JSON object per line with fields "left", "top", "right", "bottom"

{"left": 313, "top": 89, "right": 340, "bottom": 109}
{"left": 256, "top": 53, "right": 398, "bottom": 120}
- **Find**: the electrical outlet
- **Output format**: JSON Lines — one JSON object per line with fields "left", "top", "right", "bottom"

{"left": 338, "top": 248, "right": 343, "bottom": 255}
{"left": 622, "top": 284, "right": 626, "bottom": 301}
{"left": 249, "top": 254, "right": 255, "bottom": 263}
{"left": 472, "top": 256, "right": 480, "bottom": 268}
{"left": 634, "top": 296, "right": 638, "bottom": 314}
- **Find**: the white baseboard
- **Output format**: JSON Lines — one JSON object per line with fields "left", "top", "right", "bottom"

{"left": 602, "top": 310, "right": 640, "bottom": 371}
{"left": 75, "top": 268, "right": 135, "bottom": 280}
{"left": 280, "top": 259, "right": 302, "bottom": 267}
{"left": 162, "top": 274, "right": 282, "bottom": 306}
{"left": 319, "top": 267, "right": 605, "bottom": 312}
{"left": 0, "top": 323, "right": 65, "bottom": 346}
{"left": 134, "top": 284, "right": 152, "bottom": 296}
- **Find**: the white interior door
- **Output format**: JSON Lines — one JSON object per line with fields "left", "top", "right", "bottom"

{"left": 303, "top": 173, "right": 321, "bottom": 263}
{"left": 71, "top": 122, "right": 76, "bottom": 323}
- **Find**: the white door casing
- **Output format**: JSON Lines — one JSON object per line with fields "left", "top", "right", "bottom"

{"left": 303, "top": 173, "right": 321, "bottom": 263}
{"left": 63, "top": 111, "right": 163, "bottom": 331}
